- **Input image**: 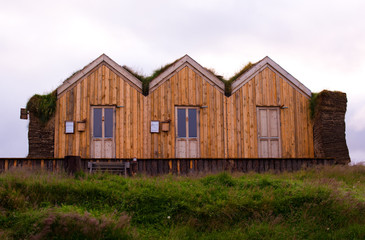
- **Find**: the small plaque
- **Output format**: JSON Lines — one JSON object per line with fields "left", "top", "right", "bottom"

{"left": 65, "top": 121, "right": 74, "bottom": 134}
{"left": 77, "top": 121, "right": 86, "bottom": 132}
{"left": 161, "top": 121, "right": 170, "bottom": 132}
{"left": 150, "top": 121, "right": 159, "bottom": 133}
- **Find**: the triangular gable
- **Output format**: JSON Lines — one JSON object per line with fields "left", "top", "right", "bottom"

{"left": 231, "top": 56, "right": 311, "bottom": 98}
{"left": 57, "top": 54, "right": 142, "bottom": 97}
{"left": 149, "top": 55, "right": 225, "bottom": 94}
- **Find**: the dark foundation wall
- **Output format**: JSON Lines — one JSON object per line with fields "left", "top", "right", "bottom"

{"left": 313, "top": 90, "right": 350, "bottom": 164}
{"left": 27, "top": 113, "right": 55, "bottom": 158}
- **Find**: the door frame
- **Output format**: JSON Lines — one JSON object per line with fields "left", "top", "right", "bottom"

{"left": 175, "top": 106, "right": 200, "bottom": 158}
{"left": 90, "top": 106, "right": 116, "bottom": 158}
{"left": 256, "top": 107, "right": 282, "bottom": 158}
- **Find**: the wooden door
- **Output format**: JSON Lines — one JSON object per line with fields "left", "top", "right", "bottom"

{"left": 175, "top": 107, "right": 200, "bottom": 158}
{"left": 91, "top": 107, "right": 115, "bottom": 158}
{"left": 257, "top": 107, "right": 281, "bottom": 158}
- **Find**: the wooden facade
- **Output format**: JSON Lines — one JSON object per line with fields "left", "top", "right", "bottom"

{"left": 226, "top": 58, "right": 314, "bottom": 158}
{"left": 54, "top": 54, "right": 314, "bottom": 159}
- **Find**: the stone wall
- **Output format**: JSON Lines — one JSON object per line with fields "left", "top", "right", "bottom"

{"left": 27, "top": 112, "right": 55, "bottom": 158}
{"left": 313, "top": 90, "right": 350, "bottom": 164}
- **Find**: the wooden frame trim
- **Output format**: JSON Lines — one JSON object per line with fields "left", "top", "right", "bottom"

{"left": 149, "top": 55, "right": 225, "bottom": 94}
{"left": 256, "top": 107, "right": 282, "bottom": 158}
{"left": 90, "top": 106, "right": 116, "bottom": 158}
{"left": 231, "top": 56, "right": 311, "bottom": 98}
{"left": 175, "top": 106, "right": 201, "bottom": 158}
{"left": 57, "top": 54, "right": 142, "bottom": 98}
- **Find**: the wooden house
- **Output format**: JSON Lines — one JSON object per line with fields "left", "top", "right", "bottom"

{"left": 54, "top": 54, "right": 314, "bottom": 159}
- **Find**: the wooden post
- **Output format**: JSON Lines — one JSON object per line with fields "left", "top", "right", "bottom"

{"left": 131, "top": 159, "right": 138, "bottom": 175}
{"left": 64, "top": 156, "right": 82, "bottom": 174}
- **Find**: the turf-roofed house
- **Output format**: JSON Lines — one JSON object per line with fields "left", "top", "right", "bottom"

{"left": 24, "top": 54, "right": 350, "bottom": 165}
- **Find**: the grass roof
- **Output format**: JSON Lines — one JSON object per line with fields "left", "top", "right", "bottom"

{"left": 26, "top": 91, "right": 57, "bottom": 124}
{"left": 123, "top": 57, "right": 182, "bottom": 96}
{"left": 62, "top": 56, "right": 257, "bottom": 97}
{"left": 124, "top": 59, "right": 256, "bottom": 96}
{"left": 204, "top": 62, "right": 255, "bottom": 96}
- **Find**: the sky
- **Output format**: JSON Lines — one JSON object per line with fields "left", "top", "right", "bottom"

{"left": 0, "top": 0, "right": 364, "bottom": 164}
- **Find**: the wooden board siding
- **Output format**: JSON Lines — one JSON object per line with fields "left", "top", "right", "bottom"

{"left": 227, "top": 67, "right": 314, "bottom": 158}
{"left": 148, "top": 66, "right": 225, "bottom": 158}
{"left": 55, "top": 63, "right": 146, "bottom": 158}
{"left": 55, "top": 61, "right": 313, "bottom": 159}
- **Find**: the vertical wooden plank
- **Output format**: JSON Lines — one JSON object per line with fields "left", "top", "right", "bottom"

{"left": 82, "top": 77, "right": 88, "bottom": 157}
{"left": 202, "top": 80, "right": 212, "bottom": 157}
{"left": 115, "top": 76, "right": 121, "bottom": 158}
{"left": 210, "top": 85, "right": 216, "bottom": 158}
{"left": 75, "top": 83, "right": 81, "bottom": 155}
{"left": 247, "top": 159, "right": 252, "bottom": 172}
{"left": 255, "top": 74, "right": 262, "bottom": 106}
{"left": 161, "top": 82, "right": 166, "bottom": 158}
{"left": 125, "top": 83, "right": 131, "bottom": 158}
{"left": 223, "top": 97, "right": 228, "bottom": 158}
{"left": 239, "top": 89, "right": 245, "bottom": 158}
{"left": 166, "top": 79, "right": 172, "bottom": 158}
{"left": 5, "top": 160, "right": 8, "bottom": 170}
{"left": 279, "top": 77, "right": 286, "bottom": 157}
{"left": 132, "top": 89, "right": 138, "bottom": 158}
{"left": 227, "top": 97, "right": 233, "bottom": 158}
{"left": 120, "top": 77, "right": 125, "bottom": 157}
{"left": 54, "top": 99, "right": 60, "bottom": 157}
{"left": 243, "top": 86, "right": 250, "bottom": 158}
{"left": 111, "top": 70, "right": 117, "bottom": 105}
{"left": 172, "top": 159, "right": 178, "bottom": 174}
{"left": 235, "top": 92, "right": 241, "bottom": 158}
{"left": 89, "top": 70, "right": 95, "bottom": 105}
{"left": 249, "top": 79, "right": 257, "bottom": 157}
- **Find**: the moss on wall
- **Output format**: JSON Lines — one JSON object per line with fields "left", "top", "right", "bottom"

{"left": 26, "top": 91, "right": 57, "bottom": 124}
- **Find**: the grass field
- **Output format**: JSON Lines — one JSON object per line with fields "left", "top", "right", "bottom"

{"left": 0, "top": 165, "right": 364, "bottom": 239}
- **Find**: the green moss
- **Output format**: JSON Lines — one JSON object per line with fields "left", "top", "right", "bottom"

{"left": 123, "top": 58, "right": 182, "bottom": 96}
{"left": 124, "top": 59, "right": 255, "bottom": 97}
{"left": 26, "top": 91, "right": 57, "bottom": 124}
{"left": 228, "top": 62, "right": 254, "bottom": 83}
{"left": 310, "top": 92, "right": 319, "bottom": 119}
{"left": 224, "top": 62, "right": 255, "bottom": 96}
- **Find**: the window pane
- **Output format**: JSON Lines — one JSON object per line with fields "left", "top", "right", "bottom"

{"left": 177, "top": 109, "right": 186, "bottom": 137}
{"left": 93, "top": 108, "right": 102, "bottom": 138}
{"left": 188, "top": 109, "right": 197, "bottom": 137}
{"left": 104, "top": 108, "right": 113, "bottom": 138}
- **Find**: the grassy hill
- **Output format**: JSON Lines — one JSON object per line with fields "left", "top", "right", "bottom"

{"left": 1, "top": 165, "right": 364, "bottom": 239}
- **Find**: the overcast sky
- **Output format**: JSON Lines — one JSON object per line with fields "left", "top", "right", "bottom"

{"left": 1, "top": 0, "right": 364, "bottom": 164}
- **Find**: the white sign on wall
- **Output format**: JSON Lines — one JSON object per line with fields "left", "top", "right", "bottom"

{"left": 65, "top": 121, "right": 74, "bottom": 134}
{"left": 150, "top": 121, "right": 159, "bottom": 133}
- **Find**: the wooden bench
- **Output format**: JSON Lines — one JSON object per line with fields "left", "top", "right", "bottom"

{"left": 87, "top": 161, "right": 130, "bottom": 176}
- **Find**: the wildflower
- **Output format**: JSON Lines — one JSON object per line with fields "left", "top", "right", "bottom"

{"left": 167, "top": 216, "right": 171, "bottom": 219}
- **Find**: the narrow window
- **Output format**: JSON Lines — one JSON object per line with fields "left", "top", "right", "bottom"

{"left": 188, "top": 109, "right": 197, "bottom": 138}
{"left": 93, "top": 108, "right": 102, "bottom": 138}
{"left": 177, "top": 109, "right": 186, "bottom": 137}
{"left": 104, "top": 108, "right": 114, "bottom": 138}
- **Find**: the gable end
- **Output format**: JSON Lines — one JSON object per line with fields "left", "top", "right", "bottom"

{"left": 149, "top": 55, "right": 225, "bottom": 94}
{"left": 231, "top": 56, "right": 311, "bottom": 98}
{"left": 57, "top": 54, "right": 142, "bottom": 98}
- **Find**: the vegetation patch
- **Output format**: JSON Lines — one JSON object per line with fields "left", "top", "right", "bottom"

{"left": 26, "top": 91, "right": 57, "bottom": 124}
{"left": 124, "top": 58, "right": 255, "bottom": 96}
{"left": 1, "top": 165, "right": 364, "bottom": 239}
{"left": 310, "top": 92, "right": 319, "bottom": 119}
{"left": 123, "top": 57, "right": 182, "bottom": 96}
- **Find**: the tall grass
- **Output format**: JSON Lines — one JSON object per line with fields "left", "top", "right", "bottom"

{"left": 1, "top": 165, "right": 364, "bottom": 239}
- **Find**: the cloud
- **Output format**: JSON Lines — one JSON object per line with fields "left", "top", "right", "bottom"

{"left": 348, "top": 106, "right": 365, "bottom": 132}
{"left": 1, "top": 0, "right": 365, "bottom": 159}
{"left": 349, "top": 149, "right": 365, "bottom": 165}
